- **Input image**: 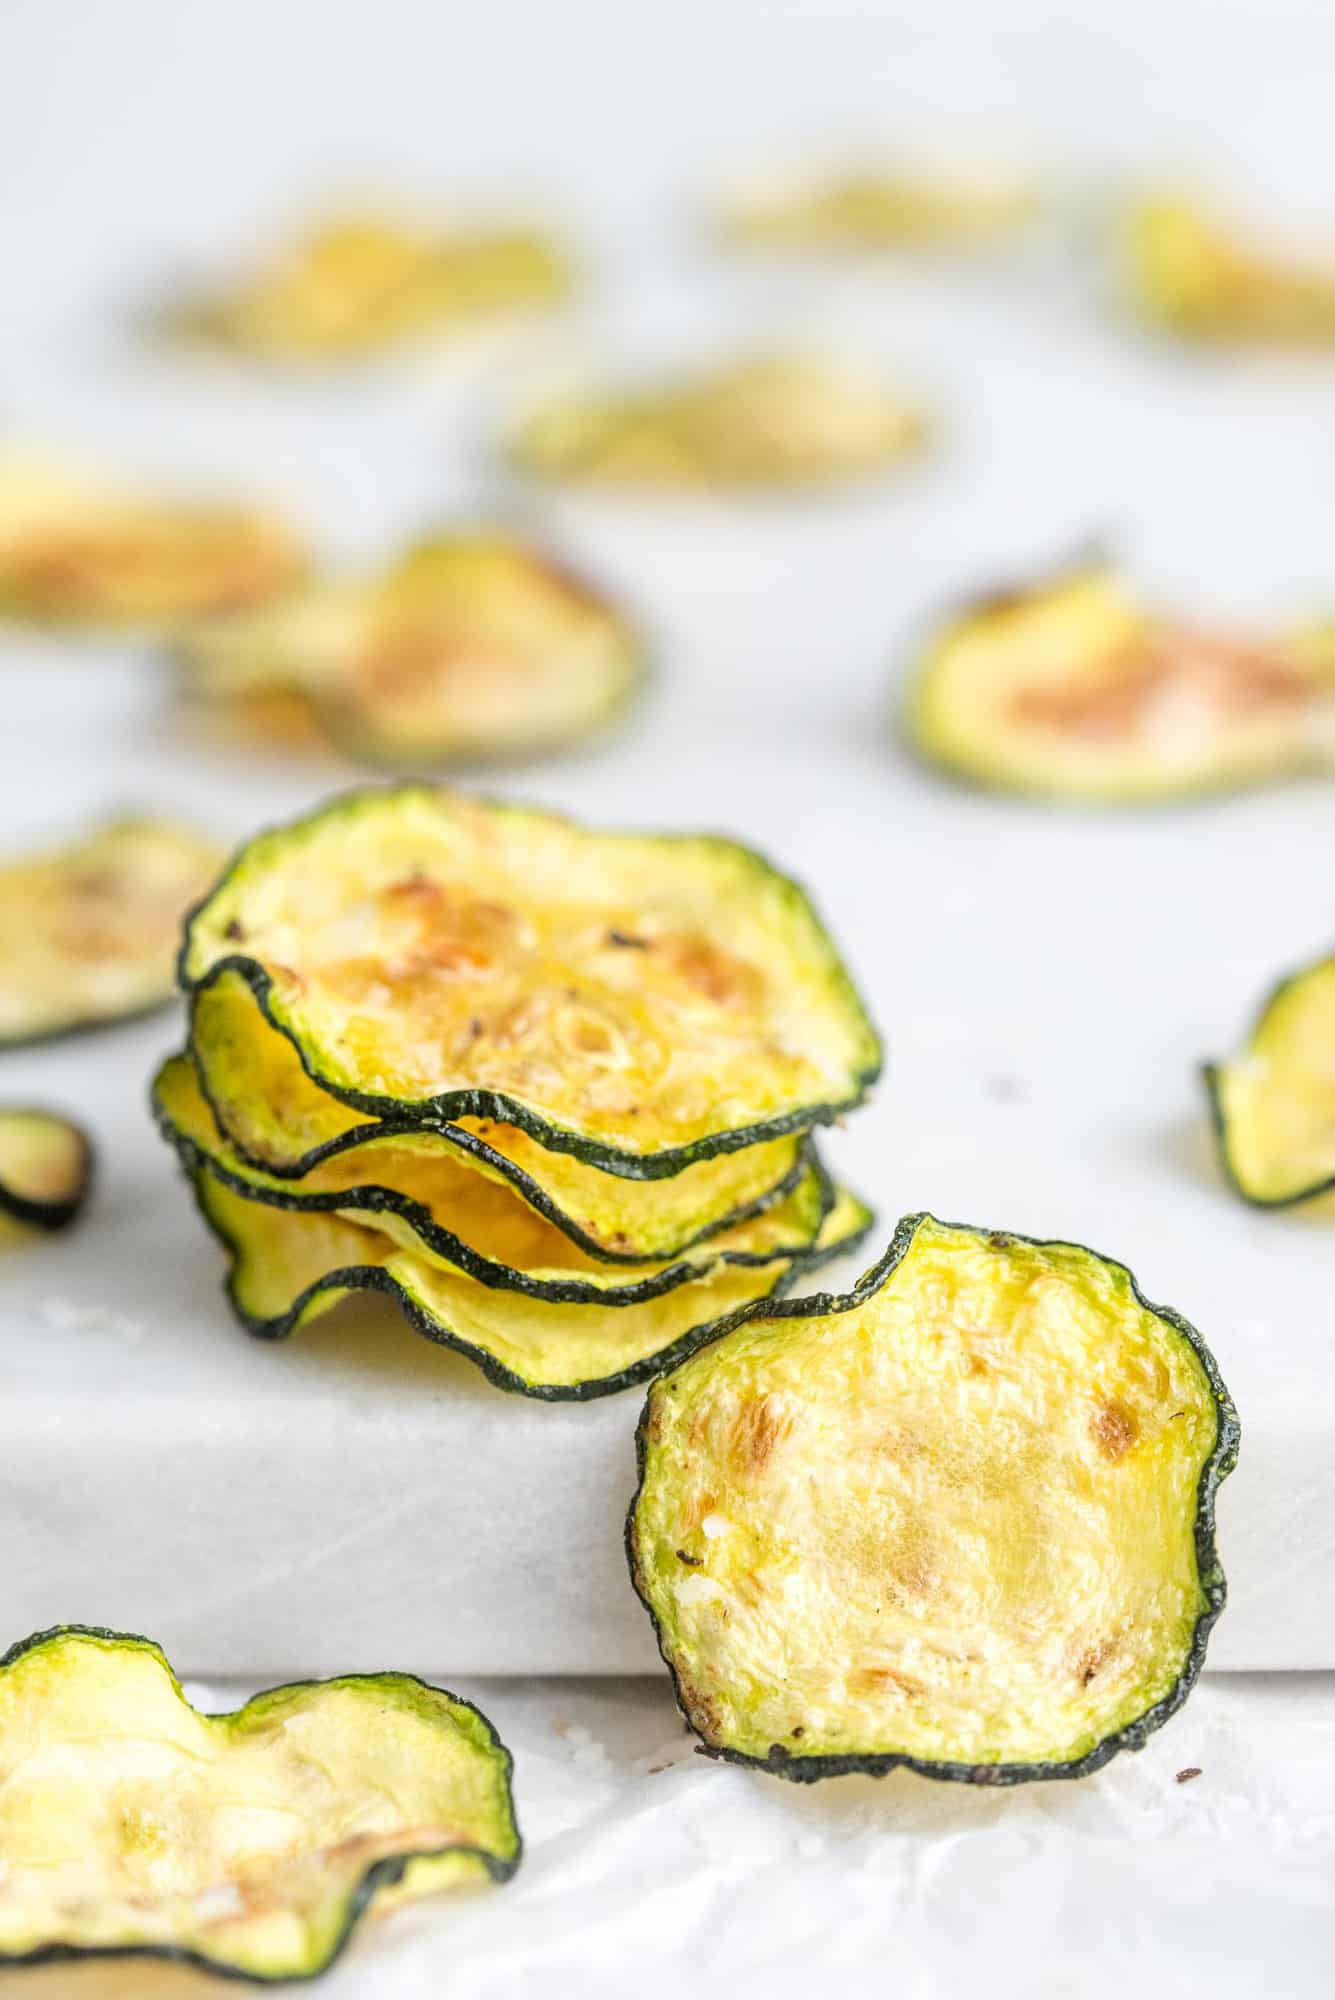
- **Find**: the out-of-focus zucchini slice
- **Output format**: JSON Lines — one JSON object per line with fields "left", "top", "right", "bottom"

{"left": 1205, "top": 950, "right": 1335, "bottom": 1206}
{"left": 905, "top": 564, "right": 1335, "bottom": 803}
{"left": 718, "top": 164, "right": 1036, "bottom": 250}
{"left": 0, "top": 817, "right": 223, "bottom": 1047}
{"left": 0, "top": 1109, "right": 93, "bottom": 1238}
{"left": 630, "top": 1212, "right": 1237, "bottom": 1783}
{"left": 155, "top": 1052, "right": 832, "bottom": 1301}
{"left": 192, "top": 1167, "right": 871, "bottom": 1398}
{"left": 176, "top": 534, "right": 644, "bottom": 767}
{"left": 0, "top": 457, "right": 305, "bottom": 628}
{"left": 170, "top": 210, "right": 569, "bottom": 362}
{"left": 180, "top": 787, "right": 881, "bottom": 1172}
{"left": 510, "top": 353, "right": 926, "bottom": 491}
{"left": 1124, "top": 192, "right": 1335, "bottom": 345}
{"left": 0, "top": 1624, "right": 518, "bottom": 1983}
{"left": 188, "top": 969, "right": 808, "bottom": 1260}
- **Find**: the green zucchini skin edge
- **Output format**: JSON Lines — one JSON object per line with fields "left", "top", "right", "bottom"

{"left": 626, "top": 1209, "right": 1240, "bottom": 1784}
{"left": 189, "top": 1164, "right": 874, "bottom": 1401}
{"left": 176, "top": 783, "right": 883, "bottom": 1180}
{"left": 0, "top": 1622, "right": 521, "bottom": 1986}
{"left": 0, "top": 1110, "right": 94, "bottom": 1232}
{"left": 1202, "top": 946, "right": 1335, "bottom": 1209}
{"left": 0, "top": 993, "right": 179, "bottom": 1052}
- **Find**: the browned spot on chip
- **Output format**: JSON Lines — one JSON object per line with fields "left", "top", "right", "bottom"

{"left": 677, "top": 1678, "right": 723, "bottom": 1737}
{"left": 1074, "top": 1640, "right": 1113, "bottom": 1686}
{"left": 664, "top": 935, "right": 761, "bottom": 1009}
{"left": 730, "top": 1395, "right": 791, "bottom": 1477}
{"left": 1091, "top": 1401, "right": 1139, "bottom": 1461}
{"left": 852, "top": 1666, "right": 924, "bottom": 1699}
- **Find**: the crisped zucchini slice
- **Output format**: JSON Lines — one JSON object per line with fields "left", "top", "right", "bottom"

{"left": 718, "top": 164, "right": 1036, "bottom": 250}
{"left": 170, "top": 210, "right": 568, "bottom": 362}
{"left": 905, "top": 564, "right": 1335, "bottom": 802}
{"left": 181, "top": 787, "right": 881, "bottom": 1171}
{"left": 630, "top": 1213, "right": 1237, "bottom": 1782}
{"left": 1205, "top": 950, "right": 1335, "bottom": 1206}
{"left": 193, "top": 1167, "right": 871, "bottom": 1398}
{"left": 0, "top": 1625, "right": 518, "bottom": 1982}
{"left": 0, "top": 456, "right": 305, "bottom": 628}
{"left": 1124, "top": 192, "right": 1335, "bottom": 345}
{"left": 0, "top": 817, "right": 223, "bottom": 1046}
{"left": 156, "top": 1052, "right": 831, "bottom": 1301}
{"left": 177, "top": 533, "right": 643, "bottom": 767}
{"left": 0, "top": 1109, "right": 93, "bottom": 1237}
{"left": 510, "top": 353, "right": 926, "bottom": 491}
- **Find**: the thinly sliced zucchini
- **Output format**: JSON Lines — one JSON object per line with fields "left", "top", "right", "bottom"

{"left": 1205, "top": 950, "right": 1335, "bottom": 1206}
{"left": 1124, "top": 192, "right": 1335, "bottom": 345}
{"left": 0, "top": 456, "right": 305, "bottom": 628}
{"left": 905, "top": 563, "right": 1335, "bottom": 803}
{"left": 630, "top": 1212, "right": 1237, "bottom": 1783}
{"left": 156, "top": 1052, "right": 831, "bottom": 1301}
{"left": 0, "top": 1109, "right": 93, "bottom": 1237}
{"left": 176, "top": 533, "right": 644, "bottom": 767}
{"left": 0, "top": 817, "right": 223, "bottom": 1047}
{"left": 510, "top": 353, "right": 926, "bottom": 491}
{"left": 718, "top": 165, "right": 1036, "bottom": 249}
{"left": 170, "top": 210, "right": 569, "bottom": 362}
{"left": 192, "top": 1167, "right": 872, "bottom": 1398}
{"left": 189, "top": 969, "right": 808, "bottom": 1260}
{"left": 0, "top": 1624, "right": 518, "bottom": 1983}
{"left": 180, "top": 787, "right": 881, "bottom": 1172}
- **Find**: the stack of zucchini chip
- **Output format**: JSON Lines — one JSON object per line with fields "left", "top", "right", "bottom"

{"left": 157, "top": 785, "right": 880, "bottom": 1397}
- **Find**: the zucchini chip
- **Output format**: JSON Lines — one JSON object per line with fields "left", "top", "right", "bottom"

{"left": 170, "top": 210, "right": 568, "bottom": 362}
{"left": 1124, "top": 192, "right": 1335, "bottom": 345}
{"left": 0, "top": 1109, "right": 93, "bottom": 1237}
{"left": 0, "top": 456, "right": 305, "bottom": 628}
{"left": 193, "top": 1167, "right": 872, "bottom": 1398}
{"left": 0, "top": 1625, "right": 519, "bottom": 1983}
{"left": 509, "top": 353, "right": 926, "bottom": 491}
{"left": 176, "top": 533, "right": 644, "bottom": 767}
{"left": 1205, "top": 950, "right": 1335, "bottom": 1206}
{"left": 180, "top": 787, "right": 881, "bottom": 1172}
{"left": 630, "top": 1213, "right": 1237, "bottom": 1783}
{"left": 0, "top": 817, "right": 224, "bottom": 1047}
{"left": 718, "top": 165, "right": 1036, "bottom": 250}
{"left": 905, "top": 563, "right": 1335, "bottom": 803}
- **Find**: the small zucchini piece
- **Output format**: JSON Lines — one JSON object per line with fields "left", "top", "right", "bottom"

{"left": 0, "top": 816, "right": 224, "bottom": 1047}
{"left": 176, "top": 532, "right": 644, "bottom": 767}
{"left": 509, "top": 353, "right": 927, "bottom": 491}
{"left": 192, "top": 1166, "right": 872, "bottom": 1399}
{"left": 180, "top": 786, "right": 881, "bottom": 1173}
{"left": 168, "top": 210, "right": 569, "bottom": 362}
{"left": 630, "top": 1213, "right": 1237, "bottom": 1783}
{"left": 0, "top": 1624, "right": 519, "bottom": 1983}
{"left": 1205, "top": 949, "right": 1335, "bottom": 1206}
{"left": 905, "top": 562, "right": 1335, "bottom": 803}
{"left": 1124, "top": 192, "right": 1335, "bottom": 345}
{"left": 0, "top": 455, "right": 305, "bottom": 629}
{"left": 0, "top": 1108, "right": 93, "bottom": 1237}
{"left": 717, "top": 164, "right": 1036, "bottom": 250}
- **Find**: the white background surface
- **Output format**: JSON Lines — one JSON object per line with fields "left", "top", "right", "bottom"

{"left": 4, "top": 1, "right": 1335, "bottom": 1993}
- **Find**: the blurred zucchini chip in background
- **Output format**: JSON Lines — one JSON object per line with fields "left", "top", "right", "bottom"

{"left": 630, "top": 1213, "right": 1237, "bottom": 1783}
{"left": 0, "top": 1624, "right": 519, "bottom": 1983}
{"left": 168, "top": 209, "right": 569, "bottom": 362}
{"left": 175, "top": 533, "right": 644, "bottom": 767}
{"left": 0, "top": 1109, "right": 93, "bottom": 1239}
{"left": 0, "top": 816, "right": 223, "bottom": 1046}
{"left": 1206, "top": 949, "right": 1335, "bottom": 1207}
{"left": 509, "top": 353, "right": 927, "bottom": 491}
{"left": 0, "top": 456, "right": 305, "bottom": 629}
{"left": 1124, "top": 192, "right": 1335, "bottom": 345}
{"left": 193, "top": 1163, "right": 871, "bottom": 1397}
{"left": 905, "top": 562, "right": 1335, "bottom": 803}
{"left": 718, "top": 163, "right": 1036, "bottom": 250}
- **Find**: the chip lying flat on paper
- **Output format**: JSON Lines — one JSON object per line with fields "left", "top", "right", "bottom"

{"left": 0, "top": 817, "right": 223, "bottom": 1047}
{"left": 510, "top": 354, "right": 926, "bottom": 491}
{"left": 630, "top": 1213, "right": 1236, "bottom": 1783}
{"left": 176, "top": 533, "right": 644, "bottom": 767}
{"left": 0, "top": 1109, "right": 93, "bottom": 1238}
{"left": 0, "top": 1625, "right": 519, "bottom": 1983}
{"left": 0, "top": 456, "right": 305, "bottom": 628}
{"left": 1124, "top": 192, "right": 1335, "bottom": 345}
{"left": 718, "top": 165, "right": 1036, "bottom": 249}
{"left": 1206, "top": 950, "right": 1335, "bottom": 1207}
{"left": 905, "top": 563, "right": 1335, "bottom": 802}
